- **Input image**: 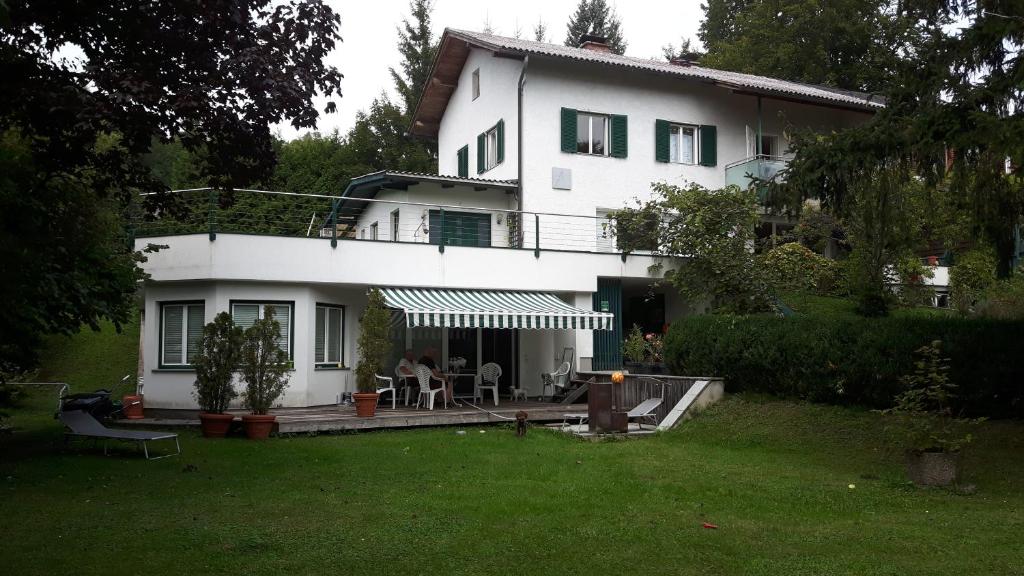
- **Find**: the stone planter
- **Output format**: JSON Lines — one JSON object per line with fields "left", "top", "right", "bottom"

{"left": 905, "top": 450, "right": 960, "bottom": 487}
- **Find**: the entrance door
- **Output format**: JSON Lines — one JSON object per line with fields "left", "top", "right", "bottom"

{"left": 482, "top": 328, "right": 516, "bottom": 396}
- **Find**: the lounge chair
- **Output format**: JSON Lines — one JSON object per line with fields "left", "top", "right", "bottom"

{"left": 59, "top": 410, "right": 180, "bottom": 460}
{"left": 627, "top": 398, "right": 663, "bottom": 430}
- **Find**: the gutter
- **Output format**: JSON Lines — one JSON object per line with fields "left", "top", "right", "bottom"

{"left": 517, "top": 55, "right": 529, "bottom": 212}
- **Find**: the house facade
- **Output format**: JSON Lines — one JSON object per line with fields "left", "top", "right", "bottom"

{"left": 135, "top": 29, "right": 882, "bottom": 410}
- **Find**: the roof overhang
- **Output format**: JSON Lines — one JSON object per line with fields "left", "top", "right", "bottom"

{"left": 410, "top": 29, "right": 884, "bottom": 138}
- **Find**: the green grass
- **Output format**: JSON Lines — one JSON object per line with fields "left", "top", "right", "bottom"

{"left": 34, "top": 315, "right": 139, "bottom": 397}
{"left": 1, "top": 391, "right": 1023, "bottom": 575}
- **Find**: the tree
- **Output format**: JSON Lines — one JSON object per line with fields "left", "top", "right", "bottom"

{"left": 699, "top": 0, "right": 901, "bottom": 92}
{"left": 612, "top": 183, "right": 770, "bottom": 314}
{"left": 390, "top": 0, "right": 438, "bottom": 117}
{"left": 192, "top": 312, "right": 244, "bottom": 414}
{"left": 0, "top": 0, "right": 342, "bottom": 376}
{"left": 239, "top": 307, "right": 292, "bottom": 415}
{"left": 564, "top": 0, "right": 627, "bottom": 54}
{"left": 534, "top": 18, "right": 549, "bottom": 43}
{"left": 355, "top": 289, "right": 392, "bottom": 393}
{"left": 662, "top": 37, "right": 703, "bottom": 62}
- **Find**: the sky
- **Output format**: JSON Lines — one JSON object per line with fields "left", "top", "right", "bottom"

{"left": 277, "top": 0, "right": 706, "bottom": 140}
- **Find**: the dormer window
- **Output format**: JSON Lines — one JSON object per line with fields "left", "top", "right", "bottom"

{"left": 472, "top": 68, "right": 480, "bottom": 100}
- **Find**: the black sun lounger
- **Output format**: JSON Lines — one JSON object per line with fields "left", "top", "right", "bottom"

{"left": 59, "top": 410, "right": 180, "bottom": 460}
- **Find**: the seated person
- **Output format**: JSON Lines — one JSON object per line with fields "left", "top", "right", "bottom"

{"left": 397, "top": 349, "right": 417, "bottom": 378}
{"left": 418, "top": 347, "right": 458, "bottom": 405}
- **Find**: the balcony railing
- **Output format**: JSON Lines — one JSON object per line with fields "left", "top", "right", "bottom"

{"left": 724, "top": 155, "right": 789, "bottom": 202}
{"left": 131, "top": 188, "right": 643, "bottom": 257}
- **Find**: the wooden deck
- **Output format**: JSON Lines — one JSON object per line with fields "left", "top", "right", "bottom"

{"left": 126, "top": 400, "right": 587, "bottom": 435}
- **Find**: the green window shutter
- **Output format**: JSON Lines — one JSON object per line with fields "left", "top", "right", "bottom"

{"left": 655, "top": 119, "right": 670, "bottom": 163}
{"left": 457, "top": 145, "right": 468, "bottom": 178}
{"left": 699, "top": 125, "right": 717, "bottom": 166}
{"left": 610, "top": 114, "right": 628, "bottom": 158}
{"left": 560, "top": 107, "right": 577, "bottom": 153}
{"left": 496, "top": 119, "right": 505, "bottom": 164}
{"left": 477, "top": 132, "right": 485, "bottom": 174}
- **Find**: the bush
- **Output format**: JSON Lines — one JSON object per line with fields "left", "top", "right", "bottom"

{"left": 759, "top": 242, "right": 839, "bottom": 295}
{"left": 239, "top": 307, "right": 292, "bottom": 414}
{"left": 950, "top": 248, "right": 997, "bottom": 315}
{"left": 192, "top": 312, "right": 243, "bottom": 414}
{"left": 664, "top": 314, "right": 1024, "bottom": 418}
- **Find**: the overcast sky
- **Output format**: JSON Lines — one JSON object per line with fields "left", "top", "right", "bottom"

{"left": 276, "top": 0, "right": 705, "bottom": 140}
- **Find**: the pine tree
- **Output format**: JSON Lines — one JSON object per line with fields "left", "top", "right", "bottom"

{"left": 534, "top": 18, "right": 548, "bottom": 43}
{"left": 564, "top": 0, "right": 627, "bottom": 54}
{"left": 389, "top": 0, "right": 438, "bottom": 117}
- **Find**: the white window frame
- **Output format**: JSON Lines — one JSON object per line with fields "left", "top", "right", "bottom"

{"left": 160, "top": 302, "right": 204, "bottom": 367}
{"left": 314, "top": 304, "right": 345, "bottom": 367}
{"left": 484, "top": 125, "right": 499, "bottom": 170}
{"left": 577, "top": 112, "right": 609, "bottom": 156}
{"left": 370, "top": 221, "right": 378, "bottom": 241}
{"left": 472, "top": 68, "right": 480, "bottom": 100}
{"left": 391, "top": 209, "right": 400, "bottom": 241}
{"left": 669, "top": 123, "right": 698, "bottom": 165}
{"left": 230, "top": 301, "right": 293, "bottom": 359}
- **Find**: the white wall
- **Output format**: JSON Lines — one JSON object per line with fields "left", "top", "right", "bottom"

{"left": 518, "top": 58, "right": 869, "bottom": 216}
{"left": 438, "top": 48, "right": 522, "bottom": 181}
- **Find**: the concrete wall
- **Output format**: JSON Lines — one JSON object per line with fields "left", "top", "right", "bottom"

{"left": 438, "top": 48, "right": 522, "bottom": 181}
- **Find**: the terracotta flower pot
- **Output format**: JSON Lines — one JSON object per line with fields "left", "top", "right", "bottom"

{"left": 198, "top": 412, "right": 235, "bottom": 438}
{"left": 241, "top": 414, "right": 276, "bottom": 439}
{"left": 905, "top": 450, "right": 960, "bottom": 487}
{"left": 122, "top": 394, "right": 145, "bottom": 420}
{"left": 353, "top": 392, "right": 379, "bottom": 418}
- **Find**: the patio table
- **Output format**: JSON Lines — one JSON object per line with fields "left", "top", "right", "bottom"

{"left": 444, "top": 372, "right": 478, "bottom": 400}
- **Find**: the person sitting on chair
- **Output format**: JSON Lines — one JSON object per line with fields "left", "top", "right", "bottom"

{"left": 396, "top": 349, "right": 418, "bottom": 398}
{"left": 418, "top": 347, "right": 458, "bottom": 405}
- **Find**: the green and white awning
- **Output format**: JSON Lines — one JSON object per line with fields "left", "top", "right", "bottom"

{"left": 380, "top": 287, "right": 614, "bottom": 330}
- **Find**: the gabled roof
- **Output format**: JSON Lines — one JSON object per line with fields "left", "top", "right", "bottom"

{"left": 335, "top": 170, "right": 517, "bottom": 224}
{"left": 411, "top": 28, "right": 886, "bottom": 138}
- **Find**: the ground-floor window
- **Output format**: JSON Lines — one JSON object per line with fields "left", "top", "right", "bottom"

{"left": 315, "top": 304, "right": 344, "bottom": 367}
{"left": 160, "top": 301, "right": 205, "bottom": 367}
{"left": 230, "top": 301, "right": 293, "bottom": 358}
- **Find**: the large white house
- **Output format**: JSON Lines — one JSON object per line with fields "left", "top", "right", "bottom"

{"left": 135, "top": 30, "right": 882, "bottom": 409}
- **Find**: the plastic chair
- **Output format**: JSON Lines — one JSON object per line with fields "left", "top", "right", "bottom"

{"left": 414, "top": 365, "right": 448, "bottom": 410}
{"left": 375, "top": 375, "right": 397, "bottom": 410}
{"left": 541, "top": 362, "right": 571, "bottom": 401}
{"left": 474, "top": 363, "right": 502, "bottom": 406}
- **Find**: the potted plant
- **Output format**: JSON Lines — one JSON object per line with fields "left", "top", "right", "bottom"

{"left": 622, "top": 324, "right": 647, "bottom": 373}
{"left": 881, "top": 340, "right": 984, "bottom": 487}
{"left": 353, "top": 288, "right": 392, "bottom": 417}
{"left": 238, "top": 307, "right": 292, "bottom": 439}
{"left": 192, "top": 312, "right": 243, "bottom": 437}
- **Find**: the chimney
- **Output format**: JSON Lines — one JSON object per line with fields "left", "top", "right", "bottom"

{"left": 670, "top": 57, "right": 694, "bottom": 67}
{"left": 578, "top": 33, "right": 611, "bottom": 53}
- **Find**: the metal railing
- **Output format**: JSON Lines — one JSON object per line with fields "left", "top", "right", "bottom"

{"left": 131, "top": 188, "right": 638, "bottom": 256}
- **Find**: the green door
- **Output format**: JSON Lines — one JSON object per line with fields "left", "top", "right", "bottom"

{"left": 592, "top": 278, "right": 623, "bottom": 370}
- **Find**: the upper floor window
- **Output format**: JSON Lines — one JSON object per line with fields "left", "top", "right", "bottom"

{"left": 160, "top": 302, "right": 204, "bottom": 367}
{"left": 472, "top": 68, "right": 480, "bottom": 100}
{"left": 577, "top": 112, "right": 608, "bottom": 155}
{"left": 428, "top": 210, "right": 491, "bottom": 247}
{"left": 669, "top": 124, "right": 697, "bottom": 164}
{"left": 485, "top": 126, "right": 499, "bottom": 168}
{"left": 476, "top": 120, "right": 504, "bottom": 174}
{"left": 391, "top": 209, "right": 400, "bottom": 242}
{"left": 370, "top": 222, "right": 378, "bottom": 241}
{"left": 457, "top": 144, "right": 469, "bottom": 178}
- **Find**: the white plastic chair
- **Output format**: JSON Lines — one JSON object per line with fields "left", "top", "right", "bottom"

{"left": 474, "top": 363, "right": 502, "bottom": 406}
{"left": 414, "top": 364, "right": 448, "bottom": 410}
{"left": 375, "top": 375, "right": 397, "bottom": 410}
{"left": 541, "top": 362, "right": 571, "bottom": 401}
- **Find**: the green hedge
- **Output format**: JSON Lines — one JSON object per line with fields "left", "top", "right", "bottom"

{"left": 664, "top": 315, "right": 1024, "bottom": 418}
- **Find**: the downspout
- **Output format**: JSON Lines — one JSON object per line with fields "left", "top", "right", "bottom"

{"left": 517, "top": 55, "right": 529, "bottom": 212}
{"left": 756, "top": 95, "right": 763, "bottom": 157}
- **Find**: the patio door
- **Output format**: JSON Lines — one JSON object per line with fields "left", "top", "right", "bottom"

{"left": 592, "top": 278, "right": 623, "bottom": 370}
{"left": 481, "top": 328, "right": 516, "bottom": 395}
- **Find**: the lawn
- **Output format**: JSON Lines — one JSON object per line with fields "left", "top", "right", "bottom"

{"left": 2, "top": 390, "right": 1023, "bottom": 576}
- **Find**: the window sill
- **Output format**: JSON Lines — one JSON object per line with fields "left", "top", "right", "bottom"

{"left": 315, "top": 365, "right": 350, "bottom": 371}
{"left": 152, "top": 367, "right": 196, "bottom": 373}
{"left": 478, "top": 161, "right": 502, "bottom": 175}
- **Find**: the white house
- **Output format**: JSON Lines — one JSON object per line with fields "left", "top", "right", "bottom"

{"left": 135, "top": 29, "right": 882, "bottom": 409}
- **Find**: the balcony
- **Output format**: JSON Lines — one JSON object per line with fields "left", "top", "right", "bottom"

{"left": 724, "top": 155, "right": 789, "bottom": 202}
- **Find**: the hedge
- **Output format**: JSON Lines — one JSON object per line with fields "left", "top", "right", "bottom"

{"left": 664, "top": 315, "right": 1024, "bottom": 418}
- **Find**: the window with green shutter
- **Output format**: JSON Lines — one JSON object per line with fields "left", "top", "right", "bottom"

{"left": 657, "top": 120, "right": 699, "bottom": 164}
{"left": 569, "top": 110, "right": 626, "bottom": 157}
{"left": 610, "top": 114, "right": 628, "bottom": 158}
{"left": 457, "top": 145, "right": 468, "bottom": 178}
{"left": 160, "top": 301, "right": 205, "bottom": 367}
{"left": 230, "top": 301, "right": 294, "bottom": 359}
{"left": 699, "top": 124, "right": 717, "bottom": 166}
{"left": 560, "top": 107, "right": 577, "bottom": 153}
{"left": 478, "top": 120, "right": 504, "bottom": 173}
{"left": 477, "top": 132, "right": 485, "bottom": 174}
{"left": 315, "top": 304, "right": 345, "bottom": 367}
{"left": 655, "top": 119, "right": 670, "bottom": 163}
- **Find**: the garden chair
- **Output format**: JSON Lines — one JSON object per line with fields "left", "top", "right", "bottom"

{"left": 414, "top": 364, "right": 448, "bottom": 410}
{"left": 375, "top": 375, "right": 398, "bottom": 410}
{"left": 540, "top": 362, "right": 571, "bottom": 401}
{"left": 59, "top": 410, "right": 180, "bottom": 460}
{"left": 474, "top": 363, "right": 502, "bottom": 406}
{"left": 627, "top": 398, "right": 663, "bottom": 430}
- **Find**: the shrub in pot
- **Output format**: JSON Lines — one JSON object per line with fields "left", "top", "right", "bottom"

{"left": 353, "top": 288, "right": 391, "bottom": 417}
{"left": 881, "top": 340, "right": 984, "bottom": 487}
{"left": 192, "top": 312, "right": 243, "bottom": 438}
{"left": 238, "top": 308, "right": 292, "bottom": 439}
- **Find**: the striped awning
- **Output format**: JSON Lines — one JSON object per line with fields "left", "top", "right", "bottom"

{"left": 380, "top": 287, "right": 614, "bottom": 330}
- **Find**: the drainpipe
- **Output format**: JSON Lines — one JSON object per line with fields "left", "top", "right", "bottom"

{"left": 516, "top": 55, "right": 529, "bottom": 212}
{"left": 756, "top": 95, "right": 763, "bottom": 157}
